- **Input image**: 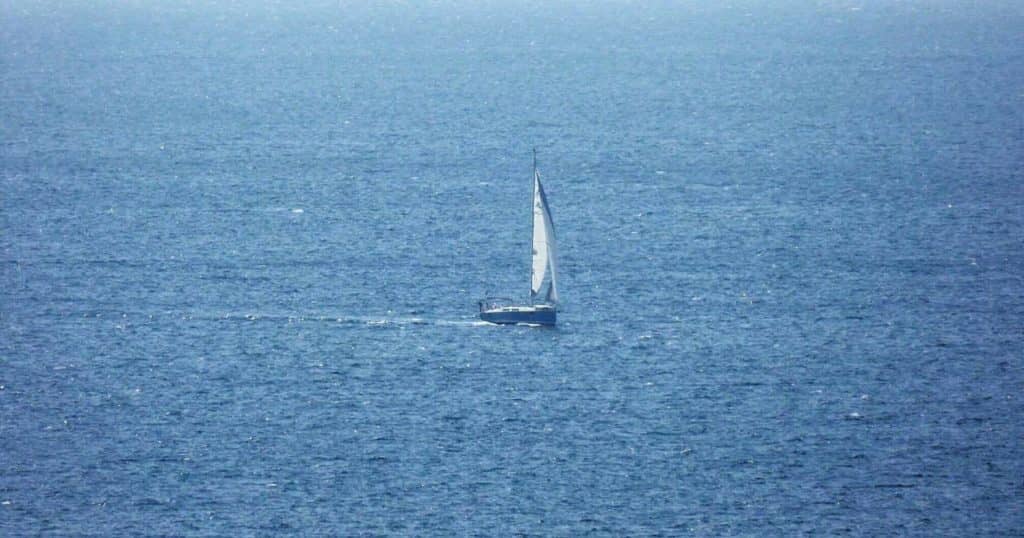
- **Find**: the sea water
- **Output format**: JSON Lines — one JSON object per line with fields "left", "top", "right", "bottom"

{"left": 2, "top": 2, "right": 1022, "bottom": 535}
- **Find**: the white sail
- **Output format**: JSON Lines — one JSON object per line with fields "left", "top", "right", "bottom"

{"left": 531, "top": 169, "right": 558, "bottom": 303}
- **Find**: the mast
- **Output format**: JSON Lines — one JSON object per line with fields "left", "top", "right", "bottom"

{"left": 530, "top": 148, "right": 537, "bottom": 300}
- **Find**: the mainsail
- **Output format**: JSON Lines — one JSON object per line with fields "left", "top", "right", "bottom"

{"left": 530, "top": 168, "right": 558, "bottom": 303}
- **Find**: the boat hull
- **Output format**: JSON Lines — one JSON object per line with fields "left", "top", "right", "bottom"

{"left": 480, "top": 305, "right": 556, "bottom": 326}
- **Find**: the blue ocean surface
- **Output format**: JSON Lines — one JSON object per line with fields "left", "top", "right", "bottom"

{"left": 2, "top": 1, "right": 1023, "bottom": 535}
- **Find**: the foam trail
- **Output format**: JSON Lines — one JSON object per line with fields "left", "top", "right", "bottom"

{"left": 155, "top": 310, "right": 495, "bottom": 328}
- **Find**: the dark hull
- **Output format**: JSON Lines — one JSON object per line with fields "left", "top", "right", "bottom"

{"left": 480, "top": 308, "right": 556, "bottom": 326}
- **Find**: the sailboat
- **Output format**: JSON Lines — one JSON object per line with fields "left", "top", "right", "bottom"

{"left": 479, "top": 150, "right": 559, "bottom": 326}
